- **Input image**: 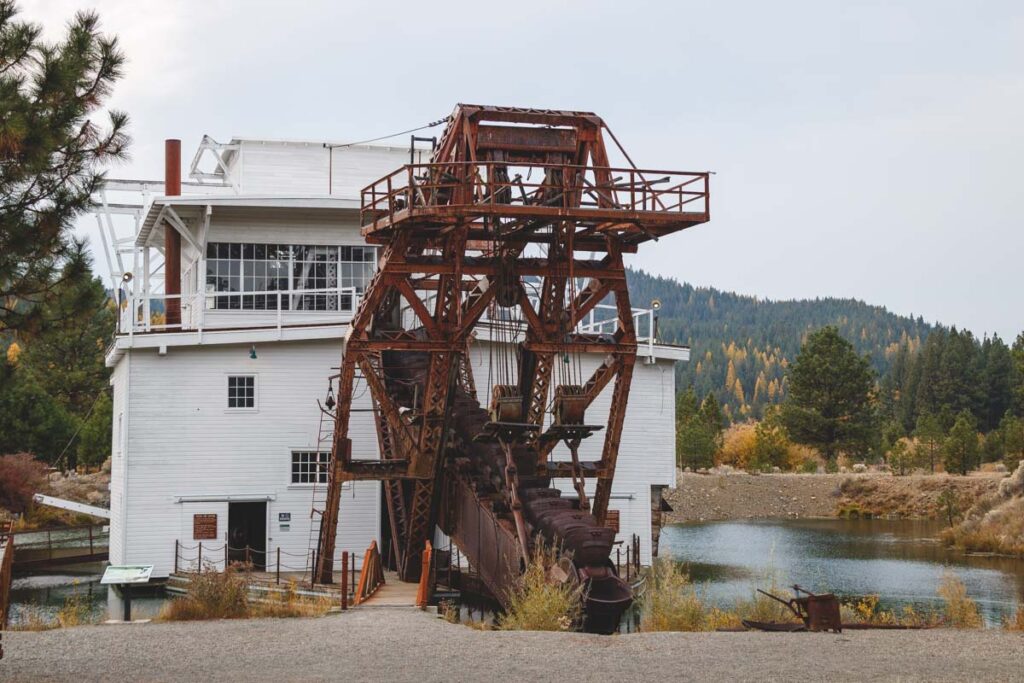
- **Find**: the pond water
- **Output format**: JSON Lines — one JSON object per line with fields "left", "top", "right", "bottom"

{"left": 660, "top": 518, "right": 1024, "bottom": 626}
{"left": 8, "top": 563, "right": 166, "bottom": 627}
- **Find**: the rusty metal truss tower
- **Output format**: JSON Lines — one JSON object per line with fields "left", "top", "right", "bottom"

{"left": 314, "top": 105, "right": 710, "bottom": 608}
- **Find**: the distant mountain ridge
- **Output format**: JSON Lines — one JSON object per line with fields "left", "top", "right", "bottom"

{"left": 625, "top": 269, "right": 934, "bottom": 421}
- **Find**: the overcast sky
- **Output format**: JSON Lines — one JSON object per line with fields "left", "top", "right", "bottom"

{"left": 26, "top": 0, "right": 1024, "bottom": 341}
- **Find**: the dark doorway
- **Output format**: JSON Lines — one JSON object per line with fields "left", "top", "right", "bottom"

{"left": 228, "top": 502, "right": 266, "bottom": 569}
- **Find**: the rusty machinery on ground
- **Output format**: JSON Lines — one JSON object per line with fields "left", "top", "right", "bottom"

{"left": 313, "top": 104, "right": 710, "bottom": 629}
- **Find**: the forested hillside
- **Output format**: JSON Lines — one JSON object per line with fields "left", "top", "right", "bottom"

{"left": 626, "top": 269, "right": 934, "bottom": 422}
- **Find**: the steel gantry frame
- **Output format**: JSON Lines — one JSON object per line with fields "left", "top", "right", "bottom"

{"left": 314, "top": 104, "right": 710, "bottom": 587}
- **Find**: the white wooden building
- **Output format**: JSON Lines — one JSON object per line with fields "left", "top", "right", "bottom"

{"left": 97, "top": 136, "right": 687, "bottom": 580}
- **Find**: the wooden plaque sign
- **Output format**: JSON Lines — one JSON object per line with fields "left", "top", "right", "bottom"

{"left": 604, "top": 509, "right": 620, "bottom": 534}
{"left": 193, "top": 513, "right": 218, "bottom": 540}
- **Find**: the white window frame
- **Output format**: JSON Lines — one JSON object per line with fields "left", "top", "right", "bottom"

{"left": 289, "top": 450, "right": 330, "bottom": 486}
{"left": 226, "top": 374, "right": 258, "bottom": 412}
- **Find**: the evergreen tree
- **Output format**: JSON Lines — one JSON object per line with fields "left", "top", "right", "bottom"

{"left": 943, "top": 411, "right": 980, "bottom": 475}
{"left": 698, "top": 394, "right": 724, "bottom": 433}
{"left": 19, "top": 264, "right": 114, "bottom": 415}
{"left": 998, "top": 412, "right": 1024, "bottom": 471}
{"left": 0, "top": 2, "right": 128, "bottom": 335}
{"left": 675, "top": 387, "right": 720, "bottom": 470}
{"left": 780, "top": 327, "right": 877, "bottom": 460}
{"left": 77, "top": 388, "right": 112, "bottom": 467}
{"left": 978, "top": 336, "right": 1014, "bottom": 431}
{"left": 0, "top": 363, "right": 75, "bottom": 462}
{"left": 1012, "top": 333, "right": 1024, "bottom": 416}
{"left": 913, "top": 413, "right": 945, "bottom": 474}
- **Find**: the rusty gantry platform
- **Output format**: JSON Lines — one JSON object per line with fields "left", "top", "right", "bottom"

{"left": 313, "top": 104, "right": 710, "bottom": 632}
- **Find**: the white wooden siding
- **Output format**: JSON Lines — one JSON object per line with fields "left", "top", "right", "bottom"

{"left": 115, "top": 337, "right": 677, "bottom": 575}
{"left": 226, "top": 141, "right": 419, "bottom": 199}
{"left": 108, "top": 356, "right": 130, "bottom": 565}
{"left": 120, "top": 340, "right": 380, "bottom": 577}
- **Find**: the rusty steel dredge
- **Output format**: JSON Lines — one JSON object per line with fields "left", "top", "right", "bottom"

{"left": 313, "top": 104, "right": 710, "bottom": 629}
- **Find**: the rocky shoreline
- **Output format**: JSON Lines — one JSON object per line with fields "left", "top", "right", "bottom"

{"left": 663, "top": 471, "right": 1003, "bottom": 524}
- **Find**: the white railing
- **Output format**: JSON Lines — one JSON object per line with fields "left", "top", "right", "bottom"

{"left": 575, "top": 303, "right": 656, "bottom": 357}
{"left": 396, "top": 292, "right": 656, "bottom": 356}
{"left": 117, "top": 286, "right": 360, "bottom": 335}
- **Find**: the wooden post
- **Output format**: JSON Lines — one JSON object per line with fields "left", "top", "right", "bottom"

{"left": 245, "top": 545, "right": 251, "bottom": 567}
{"left": 276, "top": 548, "right": 281, "bottom": 584}
{"left": 350, "top": 552, "right": 356, "bottom": 597}
{"left": 311, "top": 549, "right": 317, "bottom": 587}
{"left": 625, "top": 544, "right": 630, "bottom": 582}
{"left": 174, "top": 540, "right": 179, "bottom": 574}
{"left": 224, "top": 543, "right": 229, "bottom": 570}
{"left": 89, "top": 526, "right": 94, "bottom": 555}
{"left": 198, "top": 542, "right": 203, "bottom": 570}
{"left": 340, "top": 551, "right": 348, "bottom": 610}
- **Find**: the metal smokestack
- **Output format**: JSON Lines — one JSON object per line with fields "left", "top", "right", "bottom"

{"left": 164, "top": 139, "right": 182, "bottom": 326}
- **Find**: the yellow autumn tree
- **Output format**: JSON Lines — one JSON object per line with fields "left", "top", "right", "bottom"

{"left": 6, "top": 341, "right": 22, "bottom": 365}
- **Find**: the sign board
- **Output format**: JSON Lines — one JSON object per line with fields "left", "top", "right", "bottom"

{"left": 193, "top": 513, "right": 218, "bottom": 540}
{"left": 604, "top": 509, "right": 620, "bottom": 534}
{"left": 278, "top": 512, "right": 291, "bottom": 522}
{"left": 101, "top": 565, "right": 154, "bottom": 585}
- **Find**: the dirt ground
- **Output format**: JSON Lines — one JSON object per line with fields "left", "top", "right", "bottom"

{"left": 2, "top": 609, "right": 1022, "bottom": 683}
{"left": 664, "top": 471, "right": 1002, "bottom": 524}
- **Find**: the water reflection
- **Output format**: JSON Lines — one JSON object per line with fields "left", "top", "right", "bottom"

{"left": 8, "top": 563, "right": 166, "bottom": 626}
{"left": 661, "top": 519, "right": 1024, "bottom": 625}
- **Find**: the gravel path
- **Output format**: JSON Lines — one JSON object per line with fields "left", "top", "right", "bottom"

{"left": 3, "top": 609, "right": 1023, "bottom": 682}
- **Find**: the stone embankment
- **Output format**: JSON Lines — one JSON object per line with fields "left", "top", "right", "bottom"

{"left": 664, "top": 470, "right": 1003, "bottom": 524}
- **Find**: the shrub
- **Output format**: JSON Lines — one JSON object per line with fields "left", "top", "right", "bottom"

{"left": 640, "top": 560, "right": 708, "bottom": 631}
{"left": 56, "top": 586, "right": 97, "bottom": 627}
{"left": 937, "top": 574, "right": 982, "bottom": 628}
{"left": 716, "top": 423, "right": 758, "bottom": 470}
{"left": 1005, "top": 608, "right": 1024, "bottom": 631}
{"left": 160, "top": 566, "right": 250, "bottom": 621}
{"left": 498, "top": 544, "right": 583, "bottom": 631}
{"left": 0, "top": 453, "right": 47, "bottom": 513}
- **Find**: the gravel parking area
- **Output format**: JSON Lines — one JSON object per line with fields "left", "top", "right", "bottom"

{"left": 3, "top": 609, "right": 1023, "bottom": 682}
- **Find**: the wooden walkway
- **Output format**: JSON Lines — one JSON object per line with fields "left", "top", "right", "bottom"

{"left": 360, "top": 571, "right": 418, "bottom": 607}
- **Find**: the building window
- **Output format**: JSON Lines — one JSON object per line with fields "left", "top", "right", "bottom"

{"left": 205, "top": 242, "right": 376, "bottom": 311}
{"left": 228, "top": 375, "right": 256, "bottom": 409}
{"left": 291, "top": 451, "right": 330, "bottom": 484}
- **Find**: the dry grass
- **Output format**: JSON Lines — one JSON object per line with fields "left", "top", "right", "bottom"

{"left": 640, "top": 560, "right": 709, "bottom": 631}
{"left": 9, "top": 585, "right": 99, "bottom": 631}
{"left": 942, "top": 464, "right": 1024, "bottom": 557}
{"left": 497, "top": 544, "right": 584, "bottom": 632}
{"left": 252, "top": 580, "right": 333, "bottom": 619}
{"left": 159, "top": 567, "right": 332, "bottom": 622}
{"left": 835, "top": 474, "right": 998, "bottom": 521}
{"left": 937, "top": 574, "right": 983, "bottom": 628}
{"left": 640, "top": 561, "right": 800, "bottom": 632}
{"left": 9, "top": 605, "right": 60, "bottom": 632}
{"left": 839, "top": 595, "right": 937, "bottom": 628}
{"left": 1004, "top": 608, "right": 1024, "bottom": 631}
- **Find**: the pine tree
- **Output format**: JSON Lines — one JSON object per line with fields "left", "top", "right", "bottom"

{"left": 1012, "top": 333, "right": 1024, "bottom": 416}
{"left": 0, "top": 2, "right": 129, "bottom": 334}
{"left": 943, "top": 411, "right": 980, "bottom": 475}
{"left": 913, "top": 413, "right": 945, "bottom": 474}
{"left": 698, "top": 394, "right": 724, "bottom": 433}
{"left": 780, "top": 327, "right": 877, "bottom": 460}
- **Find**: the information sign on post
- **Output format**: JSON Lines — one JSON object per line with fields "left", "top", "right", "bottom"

{"left": 101, "top": 565, "right": 154, "bottom": 621}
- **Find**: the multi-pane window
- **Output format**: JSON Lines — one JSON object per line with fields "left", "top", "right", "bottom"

{"left": 205, "top": 243, "right": 376, "bottom": 311}
{"left": 291, "top": 451, "right": 330, "bottom": 484}
{"left": 227, "top": 375, "right": 256, "bottom": 409}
